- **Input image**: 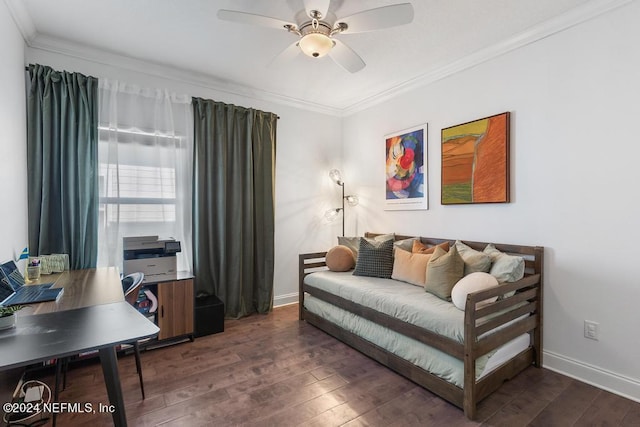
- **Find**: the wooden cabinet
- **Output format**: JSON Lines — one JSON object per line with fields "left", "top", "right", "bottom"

{"left": 151, "top": 276, "right": 194, "bottom": 341}
{"left": 157, "top": 278, "right": 194, "bottom": 340}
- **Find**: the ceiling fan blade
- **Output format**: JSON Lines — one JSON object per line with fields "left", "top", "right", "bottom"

{"left": 268, "top": 41, "right": 301, "bottom": 67}
{"left": 328, "top": 39, "right": 365, "bottom": 73}
{"left": 303, "top": 0, "right": 330, "bottom": 20}
{"left": 338, "top": 3, "right": 414, "bottom": 34}
{"left": 217, "top": 10, "right": 294, "bottom": 30}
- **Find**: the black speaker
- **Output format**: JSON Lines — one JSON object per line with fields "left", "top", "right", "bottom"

{"left": 194, "top": 295, "right": 224, "bottom": 337}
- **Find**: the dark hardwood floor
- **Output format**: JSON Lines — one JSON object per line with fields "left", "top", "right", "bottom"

{"left": 2, "top": 304, "right": 639, "bottom": 426}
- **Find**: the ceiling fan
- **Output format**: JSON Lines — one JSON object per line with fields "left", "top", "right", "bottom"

{"left": 217, "top": 0, "right": 414, "bottom": 73}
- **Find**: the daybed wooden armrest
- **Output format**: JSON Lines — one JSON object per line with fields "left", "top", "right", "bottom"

{"left": 298, "top": 252, "right": 328, "bottom": 320}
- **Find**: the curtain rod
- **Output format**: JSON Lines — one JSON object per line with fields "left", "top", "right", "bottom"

{"left": 25, "top": 66, "right": 280, "bottom": 119}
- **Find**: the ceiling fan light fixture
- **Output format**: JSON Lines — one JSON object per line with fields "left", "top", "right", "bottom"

{"left": 299, "top": 32, "right": 333, "bottom": 58}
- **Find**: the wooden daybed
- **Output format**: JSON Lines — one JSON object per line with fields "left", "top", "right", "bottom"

{"left": 298, "top": 233, "right": 544, "bottom": 419}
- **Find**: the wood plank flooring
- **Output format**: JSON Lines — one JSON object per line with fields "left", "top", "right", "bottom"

{"left": 2, "top": 303, "right": 639, "bottom": 426}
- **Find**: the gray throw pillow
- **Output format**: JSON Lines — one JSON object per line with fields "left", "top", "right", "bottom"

{"left": 353, "top": 238, "right": 394, "bottom": 278}
{"left": 338, "top": 233, "right": 394, "bottom": 259}
{"left": 455, "top": 240, "right": 491, "bottom": 275}
{"left": 393, "top": 237, "right": 418, "bottom": 252}
{"left": 484, "top": 244, "right": 525, "bottom": 283}
{"left": 337, "top": 236, "right": 360, "bottom": 259}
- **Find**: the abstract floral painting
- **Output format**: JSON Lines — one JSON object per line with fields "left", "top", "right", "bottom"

{"left": 441, "top": 112, "right": 510, "bottom": 204}
{"left": 385, "top": 124, "right": 427, "bottom": 210}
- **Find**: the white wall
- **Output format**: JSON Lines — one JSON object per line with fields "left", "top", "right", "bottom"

{"left": 12, "top": 0, "right": 639, "bottom": 403}
{"left": 0, "top": 4, "right": 27, "bottom": 261}
{"left": 342, "top": 1, "right": 640, "bottom": 401}
{"left": 24, "top": 48, "right": 343, "bottom": 307}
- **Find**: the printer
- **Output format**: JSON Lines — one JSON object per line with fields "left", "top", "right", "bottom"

{"left": 123, "top": 236, "right": 181, "bottom": 279}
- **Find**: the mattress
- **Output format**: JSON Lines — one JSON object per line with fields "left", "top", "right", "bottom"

{"left": 304, "top": 295, "right": 529, "bottom": 387}
{"left": 304, "top": 271, "right": 466, "bottom": 342}
{"left": 303, "top": 271, "right": 531, "bottom": 387}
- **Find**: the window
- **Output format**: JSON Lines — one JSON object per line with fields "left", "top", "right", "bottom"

{"left": 100, "top": 163, "right": 177, "bottom": 224}
{"left": 96, "top": 81, "right": 193, "bottom": 271}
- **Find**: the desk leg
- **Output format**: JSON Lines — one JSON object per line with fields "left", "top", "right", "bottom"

{"left": 99, "top": 346, "right": 127, "bottom": 427}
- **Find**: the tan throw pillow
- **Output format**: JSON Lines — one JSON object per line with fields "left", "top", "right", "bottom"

{"left": 412, "top": 240, "right": 450, "bottom": 255}
{"left": 326, "top": 245, "right": 356, "bottom": 272}
{"left": 454, "top": 240, "right": 491, "bottom": 275}
{"left": 391, "top": 248, "right": 432, "bottom": 287}
{"left": 425, "top": 245, "right": 464, "bottom": 300}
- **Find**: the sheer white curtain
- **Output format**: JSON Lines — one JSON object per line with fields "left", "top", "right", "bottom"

{"left": 97, "top": 79, "right": 193, "bottom": 272}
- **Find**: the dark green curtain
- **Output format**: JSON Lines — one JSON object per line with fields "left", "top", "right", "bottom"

{"left": 27, "top": 64, "right": 99, "bottom": 269}
{"left": 192, "top": 97, "right": 277, "bottom": 318}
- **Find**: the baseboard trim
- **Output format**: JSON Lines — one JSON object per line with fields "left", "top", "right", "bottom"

{"left": 273, "top": 292, "right": 298, "bottom": 308}
{"left": 543, "top": 350, "right": 640, "bottom": 403}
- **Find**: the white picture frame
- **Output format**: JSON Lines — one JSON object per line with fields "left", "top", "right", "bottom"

{"left": 384, "top": 124, "right": 428, "bottom": 210}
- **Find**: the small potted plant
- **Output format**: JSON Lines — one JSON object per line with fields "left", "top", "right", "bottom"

{"left": 0, "top": 305, "right": 23, "bottom": 330}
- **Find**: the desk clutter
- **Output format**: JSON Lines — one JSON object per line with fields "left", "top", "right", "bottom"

{"left": 134, "top": 286, "right": 159, "bottom": 325}
{"left": 26, "top": 254, "right": 69, "bottom": 280}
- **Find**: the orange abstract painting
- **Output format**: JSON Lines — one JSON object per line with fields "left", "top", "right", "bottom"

{"left": 441, "top": 112, "right": 510, "bottom": 204}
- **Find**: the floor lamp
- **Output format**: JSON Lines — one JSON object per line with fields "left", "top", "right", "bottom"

{"left": 324, "top": 169, "right": 358, "bottom": 236}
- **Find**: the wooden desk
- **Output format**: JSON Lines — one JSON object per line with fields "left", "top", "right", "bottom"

{"left": 2, "top": 268, "right": 159, "bottom": 427}
{"left": 21, "top": 267, "right": 124, "bottom": 315}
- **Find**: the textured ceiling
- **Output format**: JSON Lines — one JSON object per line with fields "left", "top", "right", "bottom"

{"left": 12, "top": 0, "right": 593, "bottom": 112}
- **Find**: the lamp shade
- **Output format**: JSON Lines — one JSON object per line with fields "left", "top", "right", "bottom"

{"left": 345, "top": 195, "right": 359, "bottom": 207}
{"left": 299, "top": 33, "right": 334, "bottom": 58}
{"left": 324, "top": 208, "right": 341, "bottom": 222}
{"left": 328, "top": 169, "right": 343, "bottom": 185}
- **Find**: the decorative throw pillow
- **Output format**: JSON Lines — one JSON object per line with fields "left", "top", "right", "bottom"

{"left": 424, "top": 245, "right": 464, "bottom": 300}
{"left": 337, "top": 236, "right": 360, "bottom": 259}
{"left": 326, "top": 245, "right": 356, "bottom": 272}
{"left": 353, "top": 238, "right": 394, "bottom": 278}
{"left": 338, "top": 233, "right": 394, "bottom": 259}
{"left": 451, "top": 272, "right": 499, "bottom": 310}
{"left": 454, "top": 241, "right": 491, "bottom": 275}
{"left": 412, "top": 240, "right": 450, "bottom": 255}
{"left": 391, "top": 247, "right": 432, "bottom": 287}
{"left": 483, "top": 244, "right": 525, "bottom": 283}
{"left": 394, "top": 237, "right": 418, "bottom": 253}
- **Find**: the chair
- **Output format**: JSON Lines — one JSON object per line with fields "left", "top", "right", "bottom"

{"left": 121, "top": 272, "right": 146, "bottom": 399}
{"left": 55, "top": 272, "right": 148, "bottom": 400}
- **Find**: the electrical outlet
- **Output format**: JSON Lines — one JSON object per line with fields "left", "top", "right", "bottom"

{"left": 584, "top": 320, "right": 599, "bottom": 341}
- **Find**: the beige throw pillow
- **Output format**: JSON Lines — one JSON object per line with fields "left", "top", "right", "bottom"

{"left": 391, "top": 248, "right": 432, "bottom": 287}
{"left": 424, "top": 245, "right": 464, "bottom": 301}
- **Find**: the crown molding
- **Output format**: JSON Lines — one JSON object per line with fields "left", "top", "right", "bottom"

{"left": 27, "top": 34, "right": 344, "bottom": 117}
{"left": 9, "top": 0, "right": 632, "bottom": 118}
{"left": 4, "top": 0, "right": 36, "bottom": 42}
{"left": 26, "top": 34, "right": 344, "bottom": 117}
{"left": 341, "top": 0, "right": 634, "bottom": 116}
